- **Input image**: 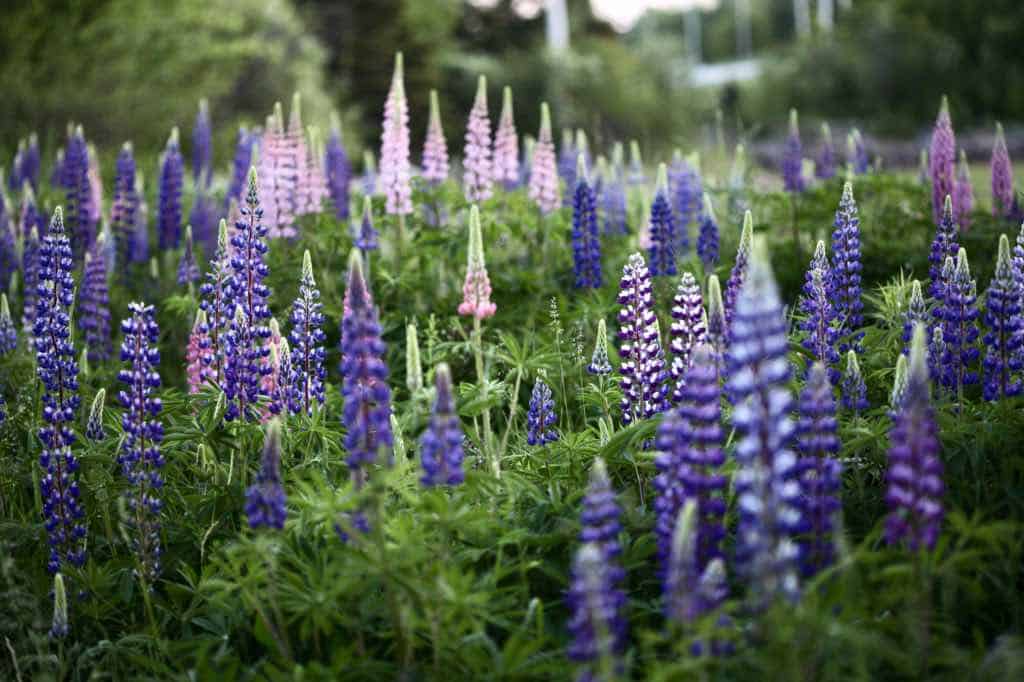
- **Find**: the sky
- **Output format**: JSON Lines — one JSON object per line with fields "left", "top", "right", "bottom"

{"left": 469, "top": 0, "right": 722, "bottom": 33}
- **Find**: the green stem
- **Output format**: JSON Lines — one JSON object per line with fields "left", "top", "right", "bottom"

{"left": 472, "top": 316, "right": 497, "bottom": 476}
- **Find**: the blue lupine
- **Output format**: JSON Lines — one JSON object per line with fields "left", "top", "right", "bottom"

{"left": 558, "top": 128, "right": 577, "bottom": 204}
{"left": 830, "top": 182, "right": 864, "bottom": 337}
{"left": 816, "top": 123, "right": 836, "bottom": 180}
{"left": 668, "top": 272, "right": 707, "bottom": 402}
{"left": 0, "top": 294, "right": 16, "bottom": 354}
{"left": 798, "top": 241, "right": 840, "bottom": 380}
{"left": 177, "top": 225, "right": 200, "bottom": 287}
{"left": 420, "top": 363, "right": 465, "bottom": 486}
{"left": 34, "top": 207, "right": 86, "bottom": 574}
{"left": 567, "top": 543, "right": 627, "bottom": 682}
{"left": 601, "top": 154, "right": 628, "bottom": 236}
{"left": 782, "top": 109, "right": 805, "bottom": 193}
{"left": 325, "top": 121, "right": 352, "bottom": 221}
{"left": 226, "top": 127, "right": 256, "bottom": 210}
{"left": 901, "top": 280, "right": 928, "bottom": 356}
{"left": 795, "top": 362, "right": 842, "bottom": 577}
{"left": 617, "top": 253, "right": 668, "bottom": 424}
{"left": 696, "top": 193, "right": 719, "bottom": 272}
{"left": 62, "top": 126, "right": 95, "bottom": 261}
{"left": 571, "top": 154, "right": 602, "bottom": 289}
{"left": 189, "top": 190, "right": 218, "bottom": 254}
{"left": 940, "top": 249, "right": 980, "bottom": 396}
{"left": 117, "top": 302, "right": 165, "bottom": 582}
{"left": 647, "top": 164, "right": 677, "bottom": 277}
{"left": 0, "top": 215, "right": 15, "bottom": 292}
{"left": 982, "top": 235, "right": 1023, "bottom": 400}
{"left": 78, "top": 235, "right": 112, "bottom": 362}
{"left": 199, "top": 220, "right": 232, "bottom": 386}
{"left": 85, "top": 389, "right": 106, "bottom": 441}
{"left": 723, "top": 211, "right": 754, "bottom": 336}
{"left": 579, "top": 457, "right": 625, "bottom": 580}
{"left": 885, "top": 324, "right": 944, "bottom": 550}
{"left": 246, "top": 419, "right": 288, "bottom": 530}
{"left": 928, "top": 196, "right": 959, "bottom": 298}
{"left": 287, "top": 250, "right": 327, "bottom": 415}
{"left": 111, "top": 143, "right": 138, "bottom": 273}
{"left": 726, "top": 238, "right": 802, "bottom": 606}
{"left": 840, "top": 349, "right": 869, "bottom": 412}
{"left": 21, "top": 225, "right": 40, "bottom": 333}
{"left": 526, "top": 377, "right": 558, "bottom": 446}
{"left": 223, "top": 305, "right": 267, "bottom": 422}
{"left": 670, "top": 151, "right": 701, "bottom": 255}
{"left": 354, "top": 196, "right": 379, "bottom": 253}
{"left": 157, "top": 128, "right": 184, "bottom": 250}
{"left": 192, "top": 99, "right": 213, "bottom": 189}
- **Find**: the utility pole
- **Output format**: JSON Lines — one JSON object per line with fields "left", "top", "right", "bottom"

{"left": 545, "top": 0, "right": 570, "bottom": 52}
{"left": 735, "top": 0, "right": 752, "bottom": 57}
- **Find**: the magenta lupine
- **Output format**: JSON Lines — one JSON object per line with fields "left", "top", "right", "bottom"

{"left": 422, "top": 90, "right": 449, "bottom": 185}
{"left": 325, "top": 116, "right": 352, "bottom": 220}
{"left": 458, "top": 206, "right": 497, "bottom": 320}
{"left": 111, "top": 143, "right": 138, "bottom": 272}
{"left": 954, "top": 150, "right": 974, "bottom": 231}
{"left": 817, "top": 123, "right": 836, "bottom": 179}
{"left": 782, "top": 109, "right": 805, "bottom": 193}
{"left": 940, "top": 248, "right": 980, "bottom": 397}
{"left": 617, "top": 253, "right": 668, "bottom": 424}
{"left": 929, "top": 97, "right": 957, "bottom": 223}
{"left": 79, "top": 235, "right": 112, "bottom": 362}
{"left": 287, "top": 251, "right": 327, "bottom": 415}
{"left": 991, "top": 123, "right": 1015, "bottom": 218}
{"left": 186, "top": 309, "right": 212, "bottom": 394}
{"left": 528, "top": 103, "right": 560, "bottom": 214}
{"left": 723, "top": 211, "right": 754, "bottom": 335}
{"left": 669, "top": 272, "right": 707, "bottom": 403}
{"left": 463, "top": 75, "right": 494, "bottom": 202}
{"left": 982, "top": 235, "right": 1023, "bottom": 400}
{"left": 158, "top": 128, "right": 184, "bottom": 250}
{"left": 199, "top": 220, "right": 232, "bottom": 386}
{"left": 379, "top": 53, "right": 413, "bottom": 216}
{"left": 928, "top": 195, "right": 959, "bottom": 298}
{"left": 493, "top": 86, "right": 519, "bottom": 190}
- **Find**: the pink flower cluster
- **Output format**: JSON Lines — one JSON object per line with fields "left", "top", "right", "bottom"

{"left": 379, "top": 53, "right": 413, "bottom": 215}
{"left": 463, "top": 76, "right": 493, "bottom": 203}
{"left": 528, "top": 103, "right": 560, "bottom": 214}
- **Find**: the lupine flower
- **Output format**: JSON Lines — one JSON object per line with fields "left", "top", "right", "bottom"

{"left": 131, "top": 172, "right": 150, "bottom": 264}
{"left": 848, "top": 129, "right": 869, "bottom": 175}
{"left": 558, "top": 128, "right": 577, "bottom": 196}
{"left": 287, "top": 250, "right": 327, "bottom": 415}
{"left": 19, "top": 181, "right": 44, "bottom": 240}
{"left": 816, "top": 123, "right": 836, "bottom": 179}
{"left": 982, "top": 235, "right": 1023, "bottom": 400}
{"left": 177, "top": 225, "right": 200, "bottom": 287}
{"left": 245, "top": 418, "right": 287, "bottom": 530}
{"left": 901, "top": 280, "right": 928, "bottom": 356}
{"left": 422, "top": 90, "right": 449, "bottom": 185}
{"left": 79, "top": 235, "right": 112, "bottom": 362}
{"left": 830, "top": 182, "right": 864, "bottom": 338}
{"left": 361, "top": 149, "right": 378, "bottom": 196}
{"left": 463, "top": 75, "right": 494, "bottom": 202}
{"left": 257, "top": 109, "right": 284, "bottom": 234}
{"left": 940, "top": 248, "right": 980, "bottom": 396}
{"left": 0, "top": 205, "right": 17, "bottom": 290}
{"left": 528, "top": 103, "right": 560, "bottom": 215}
{"left": 840, "top": 349, "right": 869, "bottom": 412}
{"left": 406, "top": 322, "right": 423, "bottom": 394}
{"left": 575, "top": 130, "right": 591, "bottom": 180}
{"left": 264, "top": 334, "right": 291, "bottom": 417}
{"left": 226, "top": 127, "right": 256, "bottom": 210}
{"left": 928, "top": 325, "right": 946, "bottom": 384}
{"left": 664, "top": 501, "right": 727, "bottom": 625}
{"left": 21, "top": 225, "right": 40, "bottom": 334}
{"left": 521, "top": 135, "right": 535, "bottom": 187}
{"left": 726, "top": 238, "right": 802, "bottom": 606}
{"left": 61, "top": 126, "right": 95, "bottom": 261}
{"left": 0, "top": 294, "right": 17, "bottom": 354}
{"left": 929, "top": 97, "right": 957, "bottom": 223}
{"left": 723, "top": 210, "right": 754, "bottom": 335}
{"left": 782, "top": 109, "right": 805, "bottom": 193}
{"left": 86, "top": 145, "right": 103, "bottom": 231}
{"left": 189, "top": 188, "right": 218, "bottom": 253}
{"left": 279, "top": 94, "right": 308, "bottom": 237}
{"left": 885, "top": 324, "right": 944, "bottom": 550}
{"left": 420, "top": 363, "right": 465, "bottom": 486}
{"left": 799, "top": 241, "right": 840, "bottom": 379}
{"left": 668, "top": 150, "right": 699, "bottom": 255}
{"left": 493, "top": 86, "right": 519, "bottom": 190}
{"left": 354, "top": 195, "right": 380, "bottom": 254}
{"left": 705, "top": 274, "right": 726, "bottom": 365}
{"left": 890, "top": 354, "right": 909, "bottom": 414}
{"left": 928, "top": 195, "right": 959, "bottom": 298}
{"left": 199, "top": 220, "right": 232, "bottom": 386}
{"left": 795, "top": 362, "right": 842, "bottom": 577}
{"left": 627, "top": 140, "right": 646, "bottom": 186}
{"left": 158, "top": 128, "right": 184, "bottom": 250}
{"left": 458, "top": 205, "right": 497, "bottom": 320}
{"left": 341, "top": 250, "right": 393, "bottom": 488}
{"left": 186, "top": 309, "right": 212, "bottom": 394}
{"left": 51, "top": 148, "right": 65, "bottom": 191}
{"left": 588, "top": 318, "right": 613, "bottom": 375}
{"left": 192, "top": 98, "right": 213, "bottom": 189}
{"left": 111, "top": 143, "right": 138, "bottom": 272}
{"left": 223, "top": 305, "right": 265, "bottom": 422}
{"left": 86, "top": 388, "right": 106, "bottom": 441}
{"left": 297, "top": 126, "right": 330, "bottom": 216}
{"left": 601, "top": 145, "right": 628, "bottom": 235}
{"left": 0, "top": 393, "right": 6, "bottom": 426}
{"left": 1013, "top": 224, "right": 1024, "bottom": 302}
{"left": 49, "top": 573, "right": 69, "bottom": 639}
{"left": 116, "top": 302, "right": 164, "bottom": 583}
{"left": 571, "top": 154, "right": 602, "bottom": 289}
{"left": 696, "top": 193, "right": 719, "bottom": 272}
{"left": 325, "top": 115, "right": 352, "bottom": 220}
{"left": 954, "top": 149, "right": 974, "bottom": 231}
{"left": 991, "top": 123, "right": 1015, "bottom": 218}
{"left": 617, "top": 253, "right": 668, "bottom": 424}
{"left": 526, "top": 377, "right": 558, "bottom": 446}
{"left": 379, "top": 53, "right": 413, "bottom": 216}
{"left": 668, "top": 272, "right": 707, "bottom": 402}
{"left": 648, "top": 164, "right": 678, "bottom": 277}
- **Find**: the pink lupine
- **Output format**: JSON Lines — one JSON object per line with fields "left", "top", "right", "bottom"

{"left": 379, "top": 53, "right": 413, "bottom": 215}
{"left": 297, "top": 126, "right": 329, "bottom": 215}
{"left": 458, "top": 205, "right": 497, "bottom": 320}
{"left": 528, "top": 102, "right": 560, "bottom": 214}
{"left": 493, "top": 86, "right": 519, "bottom": 190}
{"left": 463, "top": 75, "right": 493, "bottom": 202}
{"left": 929, "top": 96, "right": 957, "bottom": 223}
{"left": 954, "top": 150, "right": 974, "bottom": 231}
{"left": 258, "top": 110, "right": 282, "bottom": 233}
{"left": 87, "top": 145, "right": 103, "bottom": 227}
{"left": 273, "top": 93, "right": 306, "bottom": 238}
{"left": 422, "top": 89, "right": 449, "bottom": 184}
{"left": 991, "top": 122, "right": 1015, "bottom": 218}
{"left": 186, "top": 309, "right": 212, "bottom": 394}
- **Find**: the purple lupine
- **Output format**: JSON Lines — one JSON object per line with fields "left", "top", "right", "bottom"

{"left": 696, "top": 192, "right": 719, "bottom": 272}
{"left": 570, "top": 154, "right": 602, "bottom": 289}
{"left": 885, "top": 324, "right": 943, "bottom": 550}
{"left": 78, "top": 235, "right": 112, "bottom": 363}
{"left": 157, "top": 128, "right": 184, "bottom": 250}
{"left": 670, "top": 151, "right": 701, "bottom": 255}
{"left": 726, "top": 239, "right": 802, "bottom": 606}
{"left": 422, "top": 90, "right": 449, "bottom": 186}
{"left": 34, "top": 207, "right": 86, "bottom": 574}
{"left": 493, "top": 86, "right": 519, "bottom": 190}
{"left": 558, "top": 128, "right": 577, "bottom": 199}
{"left": 901, "top": 280, "right": 928, "bottom": 356}
{"left": 199, "top": 220, "right": 232, "bottom": 386}
{"left": 526, "top": 377, "right": 558, "bottom": 446}
{"left": 341, "top": 250, "right": 393, "bottom": 489}
{"left": 62, "top": 126, "right": 95, "bottom": 261}
{"left": 420, "top": 363, "right": 465, "bottom": 486}
{"left": 246, "top": 419, "right": 287, "bottom": 530}
{"left": 50, "top": 148, "right": 65, "bottom": 191}
{"left": 1013, "top": 224, "right": 1024, "bottom": 303}
{"left": 928, "top": 326, "right": 946, "bottom": 385}
{"left": 226, "top": 127, "right": 256, "bottom": 210}
{"left": 928, "top": 195, "right": 959, "bottom": 298}
{"left": 116, "top": 302, "right": 165, "bottom": 582}
{"left": 829, "top": 182, "right": 864, "bottom": 339}
{"left": 723, "top": 210, "right": 754, "bottom": 335}
{"left": 528, "top": 103, "right": 560, "bottom": 215}
{"left": 954, "top": 150, "right": 974, "bottom": 231}
{"left": 19, "top": 182, "right": 44, "bottom": 241}
{"left": 325, "top": 117, "right": 352, "bottom": 220}
{"left": 0, "top": 206, "right": 15, "bottom": 290}
{"left": 648, "top": 164, "right": 677, "bottom": 277}
{"left": 579, "top": 457, "right": 625, "bottom": 579}
{"left": 782, "top": 109, "right": 805, "bottom": 193}
{"left": 795, "top": 362, "right": 842, "bottom": 577}
{"left": 0, "top": 294, "right": 16, "bottom": 354}
{"left": 177, "top": 225, "right": 199, "bottom": 287}
{"left": 287, "top": 250, "right": 327, "bottom": 415}
{"left": 799, "top": 241, "right": 840, "bottom": 380}
{"left": 258, "top": 109, "right": 284, "bottom": 235}
{"left": 940, "top": 248, "right": 980, "bottom": 397}
{"left": 929, "top": 97, "right": 957, "bottom": 223}
{"left": 982, "top": 235, "right": 1023, "bottom": 400}
{"left": 816, "top": 123, "right": 836, "bottom": 179}
{"left": 192, "top": 98, "right": 213, "bottom": 189}
{"left": 617, "top": 253, "right": 668, "bottom": 424}
{"left": 189, "top": 189, "right": 218, "bottom": 254}
{"left": 8, "top": 140, "right": 25, "bottom": 193}
{"left": 668, "top": 272, "right": 707, "bottom": 403}
{"left": 664, "top": 502, "right": 728, "bottom": 626}
{"left": 991, "top": 123, "right": 1015, "bottom": 218}
{"left": 21, "top": 226, "right": 40, "bottom": 333}
{"left": 111, "top": 143, "right": 138, "bottom": 272}
{"left": 131, "top": 173, "right": 150, "bottom": 264}
{"left": 706, "top": 274, "right": 726, "bottom": 366}
{"left": 840, "top": 350, "right": 869, "bottom": 413}
{"left": 379, "top": 53, "right": 413, "bottom": 216}
{"left": 601, "top": 146, "right": 628, "bottom": 235}
{"left": 222, "top": 305, "right": 266, "bottom": 422}
{"left": 588, "top": 318, "right": 613, "bottom": 375}
{"left": 463, "top": 75, "right": 494, "bottom": 202}
{"left": 849, "top": 129, "right": 869, "bottom": 175}
{"left": 354, "top": 196, "right": 379, "bottom": 253}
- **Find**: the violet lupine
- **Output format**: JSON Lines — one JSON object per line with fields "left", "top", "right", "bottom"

{"left": 940, "top": 248, "right": 980, "bottom": 397}
{"left": 422, "top": 89, "right": 450, "bottom": 187}
{"left": 420, "top": 363, "right": 465, "bottom": 486}
{"left": 706, "top": 274, "right": 726, "bottom": 366}
{"left": 199, "top": 220, "right": 232, "bottom": 386}
{"left": 902, "top": 279, "right": 928, "bottom": 356}
{"left": 189, "top": 189, "right": 218, "bottom": 254}
{"left": 602, "top": 146, "right": 628, "bottom": 235}
{"left": 192, "top": 98, "right": 213, "bottom": 189}
{"left": 62, "top": 126, "right": 94, "bottom": 261}
{"left": 325, "top": 116, "right": 352, "bottom": 221}
{"left": 726, "top": 239, "right": 802, "bottom": 606}
{"left": 782, "top": 109, "right": 805, "bottom": 193}
{"left": 458, "top": 205, "right": 497, "bottom": 320}
{"left": 982, "top": 235, "right": 1023, "bottom": 400}
{"left": 34, "top": 208, "right": 86, "bottom": 574}
{"left": 354, "top": 195, "right": 379, "bottom": 253}
{"left": 379, "top": 53, "right": 413, "bottom": 216}
{"left": 648, "top": 164, "right": 677, "bottom": 277}
{"left": 579, "top": 457, "right": 625, "bottom": 578}
{"left": 131, "top": 173, "right": 150, "bottom": 264}
{"left": 669, "top": 151, "right": 701, "bottom": 255}
{"left": 830, "top": 182, "right": 864, "bottom": 338}
{"left": 664, "top": 502, "right": 728, "bottom": 626}
{"left": 111, "top": 143, "right": 138, "bottom": 272}
{"left": 841, "top": 349, "right": 869, "bottom": 413}
{"left": 493, "top": 86, "right": 520, "bottom": 190}
{"left": 571, "top": 154, "right": 602, "bottom": 289}
{"left": 795, "top": 362, "right": 842, "bottom": 577}
{"left": 177, "top": 225, "right": 199, "bottom": 287}
{"left": 0, "top": 208, "right": 15, "bottom": 290}
{"left": 528, "top": 102, "right": 560, "bottom": 215}
{"left": 723, "top": 210, "right": 754, "bottom": 335}
{"left": 526, "top": 377, "right": 558, "bottom": 446}
{"left": 1014, "top": 224, "right": 1024, "bottom": 302}
{"left": 19, "top": 182, "right": 44, "bottom": 241}
{"left": 849, "top": 129, "right": 870, "bottom": 175}
{"left": 246, "top": 419, "right": 287, "bottom": 530}
{"left": 954, "top": 150, "right": 974, "bottom": 231}
{"left": 991, "top": 123, "right": 1015, "bottom": 218}
{"left": 929, "top": 97, "right": 957, "bottom": 223}
{"left": 799, "top": 241, "right": 840, "bottom": 380}
{"left": 78, "top": 235, "right": 112, "bottom": 363}
{"left": 668, "top": 272, "right": 707, "bottom": 403}
{"left": 186, "top": 309, "right": 212, "bottom": 394}
{"left": 341, "top": 250, "right": 393, "bottom": 488}
{"left": 816, "top": 123, "right": 836, "bottom": 179}
{"left": 287, "top": 250, "right": 327, "bottom": 415}
{"left": 0, "top": 294, "right": 16, "bottom": 354}
{"left": 885, "top": 324, "right": 944, "bottom": 550}
{"left": 157, "top": 128, "right": 184, "bottom": 250}
{"left": 617, "top": 253, "right": 668, "bottom": 425}
{"left": 558, "top": 128, "right": 577, "bottom": 197}
{"left": 928, "top": 195, "right": 959, "bottom": 298}
{"left": 696, "top": 192, "right": 719, "bottom": 272}
{"left": 21, "top": 226, "right": 40, "bottom": 334}
{"left": 223, "top": 305, "right": 266, "bottom": 422}
{"left": 463, "top": 75, "right": 494, "bottom": 202}
{"left": 226, "top": 127, "right": 256, "bottom": 210}
{"left": 588, "top": 318, "right": 613, "bottom": 375}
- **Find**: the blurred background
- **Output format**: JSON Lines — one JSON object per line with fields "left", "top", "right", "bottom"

{"left": 1, "top": 0, "right": 1023, "bottom": 165}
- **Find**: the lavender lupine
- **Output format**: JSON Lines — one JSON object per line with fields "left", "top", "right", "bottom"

{"left": 111, "top": 143, "right": 138, "bottom": 272}
{"left": 186, "top": 309, "right": 211, "bottom": 394}
{"left": 799, "top": 241, "right": 840, "bottom": 379}
{"left": 422, "top": 90, "right": 449, "bottom": 185}
{"left": 668, "top": 272, "right": 707, "bottom": 402}
{"left": 885, "top": 324, "right": 944, "bottom": 550}
{"left": 982, "top": 235, "right": 1023, "bottom": 400}
{"left": 226, "top": 127, "right": 256, "bottom": 210}
{"left": 617, "top": 253, "right": 668, "bottom": 424}
{"left": 21, "top": 226, "right": 40, "bottom": 333}
{"left": 726, "top": 239, "right": 802, "bottom": 605}
{"left": 379, "top": 53, "right": 413, "bottom": 216}
{"left": 324, "top": 116, "right": 352, "bottom": 220}
{"left": 929, "top": 97, "right": 957, "bottom": 223}
{"left": 696, "top": 192, "right": 719, "bottom": 272}
{"left": 940, "top": 248, "right": 980, "bottom": 396}
{"left": 78, "top": 235, "right": 112, "bottom": 362}
{"left": 648, "top": 164, "right": 677, "bottom": 277}
{"left": 782, "top": 109, "right": 805, "bottom": 193}
{"left": 493, "top": 86, "right": 519, "bottom": 190}
{"left": 830, "top": 182, "right": 864, "bottom": 337}
{"left": 246, "top": 419, "right": 287, "bottom": 529}
{"left": 192, "top": 99, "right": 213, "bottom": 189}
{"left": 420, "top": 363, "right": 465, "bottom": 486}
{"left": 0, "top": 294, "right": 16, "bottom": 354}
{"left": 526, "top": 377, "right": 558, "bottom": 446}
{"left": 177, "top": 225, "right": 199, "bottom": 287}
{"left": 458, "top": 205, "right": 497, "bottom": 320}
{"left": 991, "top": 123, "right": 1015, "bottom": 218}
{"left": 199, "top": 220, "right": 232, "bottom": 386}
{"left": 463, "top": 75, "right": 494, "bottom": 202}
{"left": 816, "top": 123, "right": 836, "bottom": 179}
{"left": 902, "top": 280, "right": 929, "bottom": 356}
{"left": 841, "top": 349, "right": 869, "bottom": 412}
{"left": 588, "top": 318, "right": 613, "bottom": 375}
{"left": 287, "top": 251, "right": 327, "bottom": 415}
{"left": 723, "top": 210, "right": 754, "bottom": 334}
{"left": 571, "top": 154, "right": 602, "bottom": 289}
{"left": 257, "top": 109, "right": 284, "bottom": 234}
{"left": 354, "top": 196, "right": 379, "bottom": 253}
{"left": 157, "top": 128, "right": 184, "bottom": 250}
{"left": 954, "top": 150, "right": 974, "bottom": 231}
{"left": 528, "top": 103, "right": 560, "bottom": 214}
